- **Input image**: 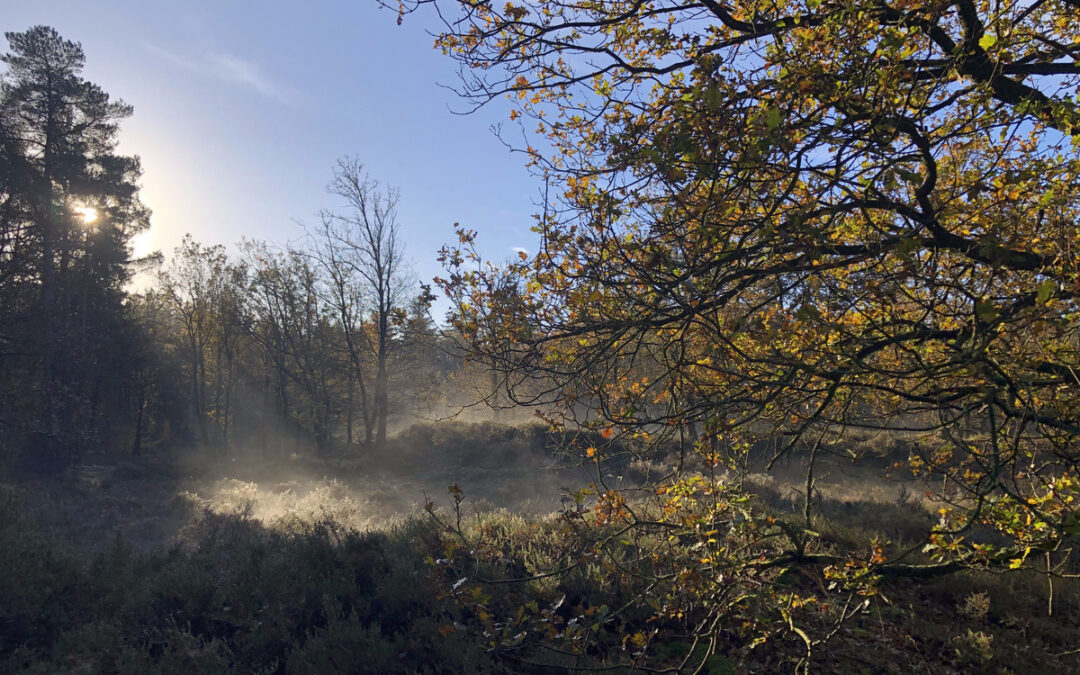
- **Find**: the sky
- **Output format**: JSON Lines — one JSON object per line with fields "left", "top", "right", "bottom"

{"left": 0, "top": 0, "right": 542, "bottom": 311}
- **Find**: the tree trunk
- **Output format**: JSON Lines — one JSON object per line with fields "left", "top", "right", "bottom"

{"left": 190, "top": 342, "right": 203, "bottom": 444}
{"left": 38, "top": 107, "right": 64, "bottom": 466}
{"left": 132, "top": 389, "right": 145, "bottom": 457}
{"left": 346, "top": 377, "right": 354, "bottom": 449}
{"left": 375, "top": 311, "right": 389, "bottom": 449}
{"left": 375, "top": 363, "right": 388, "bottom": 448}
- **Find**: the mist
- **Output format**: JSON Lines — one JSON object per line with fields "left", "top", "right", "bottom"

{"left": 3, "top": 17, "right": 1079, "bottom": 675}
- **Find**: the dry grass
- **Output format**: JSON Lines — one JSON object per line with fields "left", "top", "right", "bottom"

{"left": 1, "top": 421, "right": 1077, "bottom": 673}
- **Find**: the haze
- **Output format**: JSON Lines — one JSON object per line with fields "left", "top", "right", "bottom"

{"left": 2, "top": 1, "right": 1078, "bottom": 672}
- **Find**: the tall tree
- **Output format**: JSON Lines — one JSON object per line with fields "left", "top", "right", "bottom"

{"left": 309, "top": 216, "right": 377, "bottom": 448}
{"left": 405, "top": 0, "right": 1080, "bottom": 662}
{"left": 159, "top": 236, "right": 242, "bottom": 449}
{"left": 0, "top": 26, "right": 149, "bottom": 466}
{"left": 240, "top": 240, "right": 345, "bottom": 454}
{"left": 316, "top": 158, "right": 410, "bottom": 449}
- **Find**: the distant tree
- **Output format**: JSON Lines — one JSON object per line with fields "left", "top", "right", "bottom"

{"left": 0, "top": 26, "right": 149, "bottom": 466}
{"left": 239, "top": 240, "right": 344, "bottom": 454}
{"left": 159, "top": 236, "right": 244, "bottom": 449}
{"left": 315, "top": 159, "right": 411, "bottom": 450}
{"left": 124, "top": 290, "right": 185, "bottom": 457}
{"left": 390, "top": 284, "right": 442, "bottom": 418}
{"left": 309, "top": 216, "right": 377, "bottom": 448}
{"left": 438, "top": 259, "right": 536, "bottom": 420}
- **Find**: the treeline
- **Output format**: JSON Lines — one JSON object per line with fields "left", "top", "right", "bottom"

{"left": 0, "top": 26, "right": 499, "bottom": 472}
{"left": 139, "top": 219, "right": 448, "bottom": 458}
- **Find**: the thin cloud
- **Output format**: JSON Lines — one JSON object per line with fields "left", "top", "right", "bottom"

{"left": 207, "top": 53, "right": 293, "bottom": 105}
{"left": 145, "top": 43, "right": 297, "bottom": 106}
{"left": 144, "top": 43, "right": 199, "bottom": 71}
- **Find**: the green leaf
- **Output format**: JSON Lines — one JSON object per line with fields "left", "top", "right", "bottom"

{"left": 1063, "top": 511, "right": 1080, "bottom": 537}
{"left": 896, "top": 237, "right": 919, "bottom": 257}
{"left": 764, "top": 107, "right": 783, "bottom": 130}
{"left": 975, "top": 300, "right": 998, "bottom": 323}
{"left": 1036, "top": 279, "right": 1055, "bottom": 305}
{"left": 705, "top": 85, "right": 723, "bottom": 109}
{"left": 880, "top": 33, "right": 903, "bottom": 51}
{"left": 896, "top": 168, "right": 922, "bottom": 185}
{"left": 795, "top": 305, "right": 821, "bottom": 321}
{"left": 978, "top": 34, "right": 997, "bottom": 50}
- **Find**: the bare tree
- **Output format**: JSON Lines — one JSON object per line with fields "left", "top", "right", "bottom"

{"left": 313, "top": 158, "right": 410, "bottom": 450}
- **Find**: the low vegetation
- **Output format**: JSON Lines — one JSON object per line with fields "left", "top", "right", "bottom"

{"left": 2, "top": 423, "right": 1077, "bottom": 673}
{"left": 3, "top": 1, "right": 1080, "bottom": 670}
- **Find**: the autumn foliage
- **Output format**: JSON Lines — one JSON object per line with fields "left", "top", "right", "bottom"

{"left": 397, "top": 0, "right": 1080, "bottom": 667}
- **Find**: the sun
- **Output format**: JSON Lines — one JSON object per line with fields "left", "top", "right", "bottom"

{"left": 74, "top": 206, "right": 98, "bottom": 225}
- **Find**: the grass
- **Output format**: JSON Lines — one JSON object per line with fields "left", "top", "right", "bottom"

{"left": 0, "top": 487, "right": 491, "bottom": 673}
{"left": 1, "top": 422, "right": 1077, "bottom": 673}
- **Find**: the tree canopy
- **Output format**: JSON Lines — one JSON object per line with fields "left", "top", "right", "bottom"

{"left": 402, "top": 0, "right": 1080, "bottom": 660}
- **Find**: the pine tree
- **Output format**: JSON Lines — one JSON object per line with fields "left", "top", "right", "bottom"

{"left": 0, "top": 26, "right": 150, "bottom": 468}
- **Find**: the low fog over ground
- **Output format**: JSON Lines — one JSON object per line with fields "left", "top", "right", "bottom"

{"left": 9, "top": 421, "right": 595, "bottom": 551}
{"left": 11, "top": 419, "right": 1076, "bottom": 674}
{"left": 9, "top": 419, "right": 932, "bottom": 555}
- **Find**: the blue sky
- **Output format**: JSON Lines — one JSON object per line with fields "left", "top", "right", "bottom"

{"left": 1, "top": 0, "right": 541, "bottom": 307}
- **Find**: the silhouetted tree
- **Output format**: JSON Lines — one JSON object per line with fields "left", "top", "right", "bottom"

{"left": 239, "top": 240, "right": 345, "bottom": 454}
{"left": 159, "top": 236, "right": 248, "bottom": 450}
{"left": 0, "top": 26, "right": 149, "bottom": 468}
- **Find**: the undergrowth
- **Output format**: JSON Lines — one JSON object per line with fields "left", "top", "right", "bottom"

{"left": 0, "top": 485, "right": 489, "bottom": 674}
{"left": 2, "top": 475, "right": 1077, "bottom": 673}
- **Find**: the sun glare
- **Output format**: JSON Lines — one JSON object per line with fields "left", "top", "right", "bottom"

{"left": 75, "top": 206, "right": 98, "bottom": 225}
